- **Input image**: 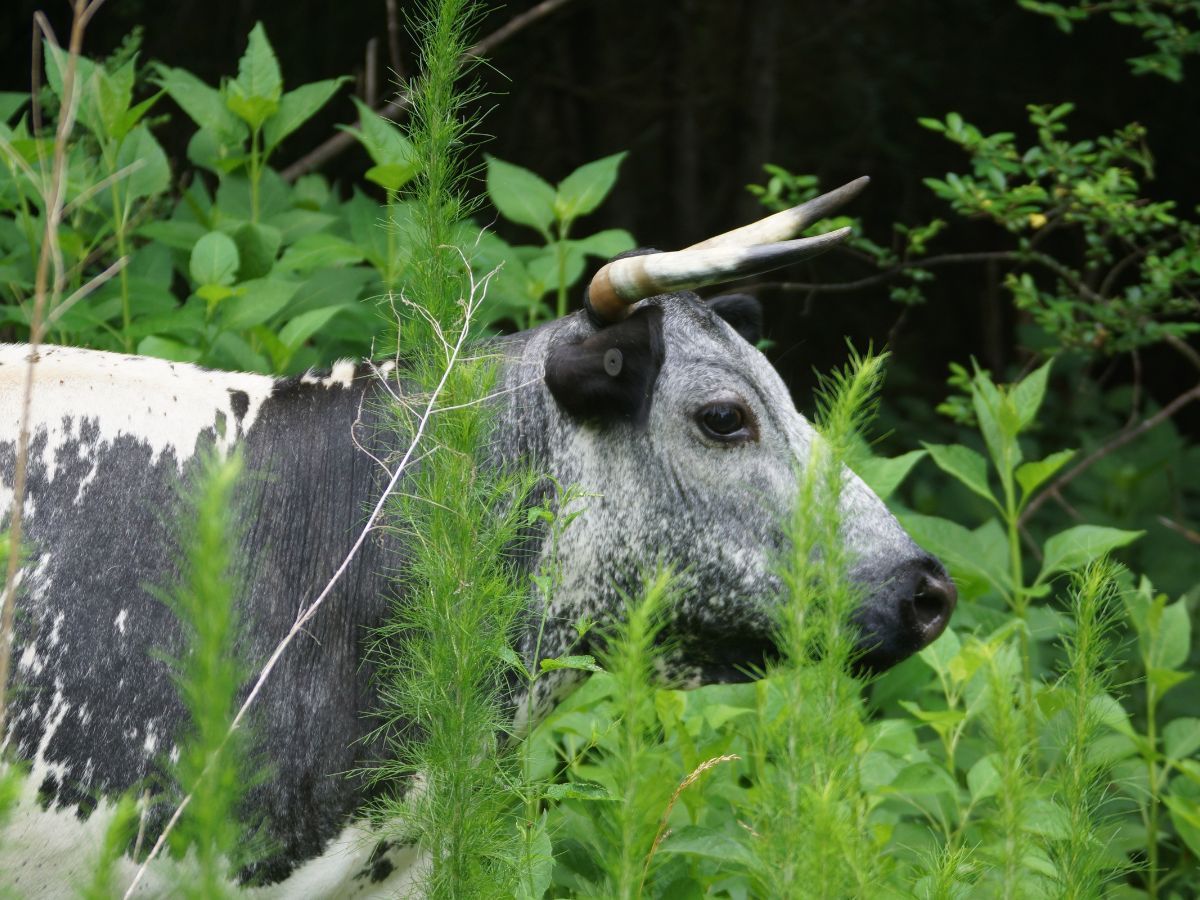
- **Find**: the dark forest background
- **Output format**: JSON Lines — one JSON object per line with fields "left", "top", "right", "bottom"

{"left": 4, "top": 0, "right": 1198, "bottom": 433}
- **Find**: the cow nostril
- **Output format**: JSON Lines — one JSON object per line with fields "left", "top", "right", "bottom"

{"left": 907, "top": 573, "right": 957, "bottom": 643}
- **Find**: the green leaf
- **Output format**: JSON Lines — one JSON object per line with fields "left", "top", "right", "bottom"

{"left": 967, "top": 754, "right": 1001, "bottom": 801}
{"left": 922, "top": 443, "right": 997, "bottom": 507}
{"left": 0, "top": 92, "right": 27, "bottom": 124}
{"left": 527, "top": 244, "right": 586, "bottom": 293}
{"left": 1015, "top": 448, "right": 1075, "bottom": 498}
{"left": 233, "top": 222, "right": 282, "bottom": 280}
{"left": 1024, "top": 798, "right": 1070, "bottom": 839}
{"left": 263, "top": 78, "right": 348, "bottom": 150}
{"left": 189, "top": 231, "right": 240, "bottom": 287}
{"left": 1154, "top": 599, "right": 1192, "bottom": 671}
{"left": 276, "top": 233, "right": 365, "bottom": 272}
{"left": 227, "top": 23, "right": 282, "bottom": 130}
{"left": 658, "top": 825, "right": 752, "bottom": 865}
{"left": 888, "top": 761, "right": 959, "bottom": 797}
{"left": 114, "top": 125, "right": 170, "bottom": 203}
{"left": 153, "top": 64, "right": 245, "bottom": 142}
{"left": 137, "top": 219, "right": 207, "bottom": 251}
{"left": 1010, "top": 359, "right": 1053, "bottom": 430}
{"left": 138, "top": 335, "right": 202, "bottom": 363}
{"left": 219, "top": 278, "right": 299, "bottom": 331}
{"left": 570, "top": 228, "right": 636, "bottom": 259}
{"left": 540, "top": 655, "right": 602, "bottom": 673}
{"left": 497, "top": 646, "right": 530, "bottom": 681}
{"left": 342, "top": 98, "right": 418, "bottom": 191}
{"left": 486, "top": 155, "right": 557, "bottom": 236}
{"left": 279, "top": 305, "right": 347, "bottom": 351}
{"left": 555, "top": 151, "right": 627, "bottom": 222}
{"left": 513, "top": 815, "right": 553, "bottom": 900}
{"left": 854, "top": 449, "right": 926, "bottom": 501}
{"left": 1164, "top": 718, "right": 1200, "bottom": 761}
{"left": 1037, "top": 525, "right": 1142, "bottom": 582}
{"left": 1166, "top": 788, "right": 1200, "bottom": 859}
{"left": 918, "top": 627, "right": 961, "bottom": 676}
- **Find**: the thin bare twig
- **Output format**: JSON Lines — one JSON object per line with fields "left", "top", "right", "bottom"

{"left": 1, "top": 0, "right": 104, "bottom": 742}
{"left": 1158, "top": 515, "right": 1200, "bottom": 546}
{"left": 1019, "top": 382, "right": 1200, "bottom": 526}
{"left": 384, "top": 0, "right": 405, "bottom": 82}
{"left": 279, "top": 0, "right": 579, "bottom": 182}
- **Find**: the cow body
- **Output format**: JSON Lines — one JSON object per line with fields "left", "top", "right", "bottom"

{"left": 0, "top": 291, "right": 952, "bottom": 896}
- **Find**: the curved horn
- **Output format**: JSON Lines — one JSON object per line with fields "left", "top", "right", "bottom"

{"left": 687, "top": 176, "right": 870, "bottom": 251}
{"left": 587, "top": 227, "right": 851, "bottom": 323}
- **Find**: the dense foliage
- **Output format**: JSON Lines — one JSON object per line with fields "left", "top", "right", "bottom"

{"left": 1, "top": 1, "right": 1198, "bottom": 898}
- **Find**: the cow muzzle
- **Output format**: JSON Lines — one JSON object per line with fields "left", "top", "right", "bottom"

{"left": 850, "top": 555, "right": 957, "bottom": 674}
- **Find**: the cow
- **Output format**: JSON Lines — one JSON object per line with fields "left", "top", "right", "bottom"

{"left": 0, "top": 178, "right": 955, "bottom": 897}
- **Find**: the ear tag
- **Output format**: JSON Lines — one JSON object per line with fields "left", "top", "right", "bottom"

{"left": 603, "top": 348, "right": 623, "bottom": 377}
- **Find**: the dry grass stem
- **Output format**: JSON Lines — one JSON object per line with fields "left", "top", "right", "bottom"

{"left": 639, "top": 754, "right": 741, "bottom": 891}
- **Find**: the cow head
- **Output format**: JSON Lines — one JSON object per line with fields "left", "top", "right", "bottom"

{"left": 504, "top": 178, "right": 954, "bottom": 688}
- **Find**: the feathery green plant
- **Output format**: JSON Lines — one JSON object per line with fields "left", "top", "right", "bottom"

{"left": 1051, "top": 559, "right": 1125, "bottom": 897}
{"left": 162, "top": 450, "right": 252, "bottom": 897}
{"left": 749, "top": 347, "right": 889, "bottom": 898}
{"left": 363, "top": 1, "right": 545, "bottom": 896}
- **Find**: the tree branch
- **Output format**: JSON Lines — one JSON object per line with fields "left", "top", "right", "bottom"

{"left": 1019, "top": 382, "right": 1200, "bottom": 526}
{"left": 279, "top": 0, "right": 580, "bottom": 182}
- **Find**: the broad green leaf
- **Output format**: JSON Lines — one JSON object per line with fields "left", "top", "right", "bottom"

{"left": 513, "top": 815, "right": 553, "bottom": 900}
{"left": 279, "top": 305, "right": 347, "bottom": 351}
{"left": 1153, "top": 599, "right": 1192, "bottom": 671}
{"left": 342, "top": 98, "right": 417, "bottom": 175}
{"left": 114, "top": 126, "right": 170, "bottom": 204}
{"left": 854, "top": 449, "right": 926, "bottom": 501}
{"left": 264, "top": 209, "right": 339, "bottom": 244}
{"left": 968, "top": 754, "right": 1001, "bottom": 801}
{"left": 486, "top": 155, "right": 556, "bottom": 236}
{"left": 658, "top": 825, "right": 752, "bottom": 865}
{"left": 153, "top": 64, "right": 244, "bottom": 142}
{"left": 971, "top": 366, "right": 1023, "bottom": 475}
{"left": 0, "top": 93, "right": 26, "bottom": 123}
{"left": 922, "top": 442, "right": 997, "bottom": 506}
{"left": 276, "top": 233, "right": 365, "bottom": 272}
{"left": 1024, "top": 798, "right": 1070, "bottom": 839}
{"left": 1015, "top": 448, "right": 1075, "bottom": 498}
{"left": 888, "top": 761, "right": 959, "bottom": 796}
{"left": 540, "top": 654, "right": 602, "bottom": 673}
{"left": 555, "top": 151, "right": 627, "bottom": 222}
{"left": 1010, "top": 359, "right": 1053, "bottom": 430}
{"left": 138, "top": 335, "right": 202, "bottom": 363}
{"left": 263, "top": 78, "right": 348, "bottom": 150}
{"left": 228, "top": 23, "right": 282, "bottom": 129}
{"left": 570, "top": 228, "right": 636, "bottom": 259}
{"left": 1164, "top": 718, "right": 1200, "bottom": 760}
{"left": 233, "top": 222, "right": 282, "bottom": 280}
{"left": 207, "top": 330, "right": 269, "bottom": 372}
{"left": 220, "top": 278, "right": 299, "bottom": 331}
{"left": 365, "top": 163, "right": 421, "bottom": 194}
{"left": 918, "top": 627, "right": 961, "bottom": 676}
{"left": 527, "top": 244, "right": 586, "bottom": 293}
{"left": 1037, "top": 525, "right": 1142, "bottom": 582}
{"left": 137, "top": 219, "right": 207, "bottom": 251}
{"left": 1166, "top": 777, "right": 1200, "bottom": 858}
{"left": 189, "top": 231, "right": 239, "bottom": 287}
{"left": 1149, "top": 667, "right": 1192, "bottom": 698}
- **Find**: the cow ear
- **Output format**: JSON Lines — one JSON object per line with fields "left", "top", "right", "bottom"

{"left": 544, "top": 306, "right": 665, "bottom": 426}
{"left": 707, "top": 293, "right": 763, "bottom": 345}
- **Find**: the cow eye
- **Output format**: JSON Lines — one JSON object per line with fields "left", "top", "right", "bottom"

{"left": 696, "top": 402, "right": 751, "bottom": 441}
